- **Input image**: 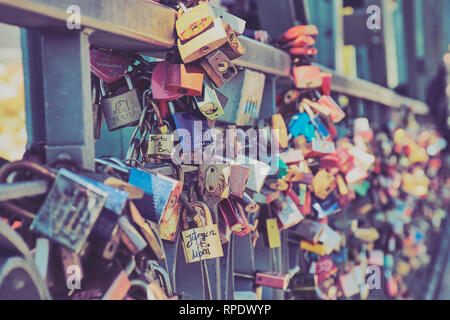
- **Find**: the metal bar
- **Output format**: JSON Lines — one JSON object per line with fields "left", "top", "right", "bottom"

{"left": 0, "top": 0, "right": 176, "bottom": 52}
{"left": 234, "top": 36, "right": 292, "bottom": 78}
{"left": 40, "top": 30, "right": 95, "bottom": 169}
{"left": 317, "top": 64, "right": 429, "bottom": 114}
{"left": 0, "top": 180, "right": 48, "bottom": 202}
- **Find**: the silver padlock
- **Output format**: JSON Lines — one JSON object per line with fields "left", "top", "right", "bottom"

{"left": 100, "top": 73, "right": 142, "bottom": 131}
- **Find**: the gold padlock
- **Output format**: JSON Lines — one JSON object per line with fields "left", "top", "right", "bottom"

{"left": 221, "top": 23, "right": 246, "bottom": 60}
{"left": 178, "top": 18, "right": 228, "bottom": 64}
{"left": 147, "top": 121, "right": 174, "bottom": 159}
{"left": 181, "top": 201, "right": 224, "bottom": 263}
{"left": 272, "top": 114, "right": 289, "bottom": 149}
{"left": 159, "top": 201, "right": 183, "bottom": 242}
{"left": 176, "top": 2, "right": 215, "bottom": 42}
{"left": 266, "top": 218, "right": 281, "bottom": 248}
{"left": 312, "top": 169, "right": 336, "bottom": 200}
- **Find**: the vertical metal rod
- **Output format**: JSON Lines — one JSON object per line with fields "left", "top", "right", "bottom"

{"left": 39, "top": 30, "right": 94, "bottom": 170}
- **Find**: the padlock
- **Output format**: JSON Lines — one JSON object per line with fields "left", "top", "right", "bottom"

{"left": 148, "top": 121, "right": 174, "bottom": 159}
{"left": 100, "top": 73, "right": 142, "bottom": 131}
{"left": 159, "top": 200, "right": 183, "bottom": 242}
{"left": 178, "top": 17, "right": 229, "bottom": 64}
{"left": 198, "top": 163, "right": 230, "bottom": 199}
{"left": 92, "top": 82, "right": 103, "bottom": 140}
{"left": 71, "top": 262, "right": 132, "bottom": 300}
{"left": 276, "top": 194, "right": 304, "bottom": 231}
{"left": 175, "top": 1, "right": 216, "bottom": 42}
{"left": 172, "top": 111, "right": 213, "bottom": 153}
{"left": 291, "top": 219, "right": 325, "bottom": 244}
{"left": 243, "top": 157, "right": 271, "bottom": 193}
{"left": 313, "top": 193, "right": 341, "bottom": 219}
{"left": 253, "top": 186, "right": 280, "bottom": 204}
{"left": 229, "top": 163, "right": 251, "bottom": 198}
{"left": 200, "top": 49, "right": 238, "bottom": 87}
{"left": 151, "top": 61, "right": 185, "bottom": 101}
{"left": 221, "top": 23, "right": 246, "bottom": 60}
{"left": 233, "top": 192, "right": 259, "bottom": 214}
{"left": 279, "top": 150, "right": 304, "bottom": 165}
{"left": 30, "top": 168, "right": 108, "bottom": 254}
{"left": 128, "top": 201, "right": 165, "bottom": 260}
{"left": 181, "top": 201, "right": 224, "bottom": 263}
{"left": 83, "top": 172, "right": 129, "bottom": 260}
{"left": 166, "top": 64, "right": 204, "bottom": 96}
{"left": 303, "top": 103, "right": 330, "bottom": 139}
{"left": 315, "top": 257, "right": 338, "bottom": 282}
{"left": 260, "top": 204, "right": 281, "bottom": 248}
{"left": 118, "top": 215, "right": 148, "bottom": 255}
{"left": 195, "top": 79, "right": 227, "bottom": 120}
{"left": 317, "top": 95, "right": 346, "bottom": 124}
{"left": 255, "top": 272, "right": 290, "bottom": 291}
{"left": 211, "top": 6, "right": 246, "bottom": 35}
{"left": 288, "top": 113, "right": 315, "bottom": 142}
{"left": 218, "top": 198, "right": 252, "bottom": 237}
{"left": 312, "top": 170, "right": 336, "bottom": 200}
{"left": 269, "top": 178, "right": 289, "bottom": 192}
{"left": 216, "top": 69, "right": 266, "bottom": 126}
{"left": 292, "top": 65, "right": 322, "bottom": 89}
{"left": 90, "top": 48, "right": 130, "bottom": 83}
{"left": 320, "top": 73, "right": 332, "bottom": 96}
{"left": 128, "top": 166, "right": 183, "bottom": 223}
{"left": 300, "top": 241, "right": 325, "bottom": 256}
{"left": 280, "top": 25, "right": 319, "bottom": 44}
{"left": 271, "top": 114, "right": 289, "bottom": 149}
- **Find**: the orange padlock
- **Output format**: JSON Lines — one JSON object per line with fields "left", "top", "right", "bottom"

{"left": 166, "top": 64, "right": 204, "bottom": 96}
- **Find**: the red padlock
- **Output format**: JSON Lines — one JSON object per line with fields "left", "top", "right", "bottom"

{"left": 280, "top": 25, "right": 319, "bottom": 44}
{"left": 151, "top": 61, "right": 185, "bottom": 101}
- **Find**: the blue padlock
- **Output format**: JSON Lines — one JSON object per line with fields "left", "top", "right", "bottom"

{"left": 289, "top": 113, "right": 315, "bottom": 142}
{"left": 128, "top": 167, "right": 183, "bottom": 223}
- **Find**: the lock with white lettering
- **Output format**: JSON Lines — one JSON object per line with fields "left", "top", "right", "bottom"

{"left": 200, "top": 49, "right": 238, "bottom": 87}
{"left": 100, "top": 73, "right": 142, "bottom": 131}
{"left": 181, "top": 201, "right": 223, "bottom": 263}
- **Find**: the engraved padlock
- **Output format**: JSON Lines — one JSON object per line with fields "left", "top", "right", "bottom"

{"left": 100, "top": 73, "right": 143, "bottom": 131}
{"left": 148, "top": 120, "right": 174, "bottom": 159}
{"left": 181, "top": 201, "right": 224, "bottom": 263}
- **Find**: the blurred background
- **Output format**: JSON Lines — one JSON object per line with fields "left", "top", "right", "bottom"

{"left": 0, "top": 0, "right": 449, "bottom": 300}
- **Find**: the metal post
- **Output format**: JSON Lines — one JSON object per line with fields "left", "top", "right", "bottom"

{"left": 39, "top": 30, "right": 94, "bottom": 170}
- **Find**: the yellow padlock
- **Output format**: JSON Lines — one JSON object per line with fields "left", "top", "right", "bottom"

{"left": 176, "top": 2, "right": 215, "bottom": 42}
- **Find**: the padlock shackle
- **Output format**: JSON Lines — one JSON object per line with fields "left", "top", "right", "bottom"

{"left": 0, "top": 161, "right": 57, "bottom": 183}
{"left": 99, "top": 78, "right": 107, "bottom": 97}
{"left": 124, "top": 73, "right": 134, "bottom": 91}
{"left": 148, "top": 260, "right": 173, "bottom": 297}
